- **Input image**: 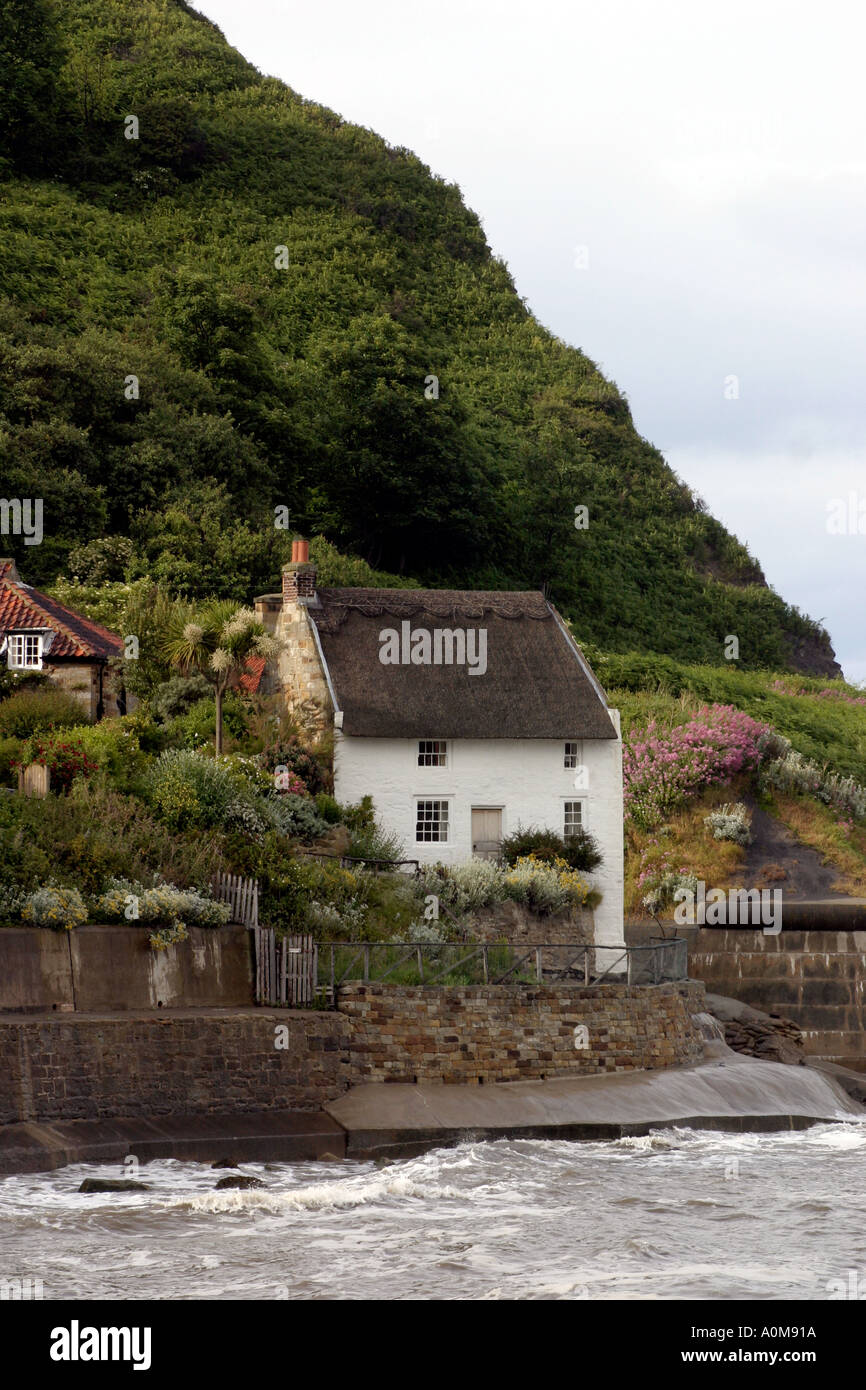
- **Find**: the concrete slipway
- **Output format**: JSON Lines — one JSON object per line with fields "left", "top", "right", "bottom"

{"left": 325, "top": 1047, "right": 864, "bottom": 1159}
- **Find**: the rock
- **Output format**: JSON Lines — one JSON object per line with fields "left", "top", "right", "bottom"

{"left": 214, "top": 1174, "right": 264, "bottom": 1191}
{"left": 705, "top": 992, "right": 806, "bottom": 1065}
{"left": 211, "top": 1159, "right": 239, "bottom": 1169}
{"left": 78, "top": 1178, "right": 150, "bottom": 1193}
{"left": 318, "top": 1152, "right": 341, "bottom": 1162}
{"left": 315, "top": 825, "right": 351, "bottom": 857}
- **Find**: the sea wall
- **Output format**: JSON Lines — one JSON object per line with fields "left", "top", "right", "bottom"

{"left": 0, "top": 926, "right": 255, "bottom": 1013}
{"left": 0, "top": 1010, "right": 352, "bottom": 1125}
{"left": 641, "top": 927, "right": 866, "bottom": 1068}
{"left": 0, "top": 981, "right": 706, "bottom": 1125}
{"left": 338, "top": 981, "right": 705, "bottom": 1084}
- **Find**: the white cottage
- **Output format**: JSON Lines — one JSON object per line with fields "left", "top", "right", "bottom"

{"left": 254, "top": 541, "right": 625, "bottom": 953}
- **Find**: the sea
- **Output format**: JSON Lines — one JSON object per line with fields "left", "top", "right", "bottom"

{"left": 3, "top": 1122, "right": 866, "bottom": 1301}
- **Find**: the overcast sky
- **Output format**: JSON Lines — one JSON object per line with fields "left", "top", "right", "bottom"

{"left": 198, "top": 0, "right": 866, "bottom": 681}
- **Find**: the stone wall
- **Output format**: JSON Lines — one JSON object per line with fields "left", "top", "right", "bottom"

{"left": 0, "top": 926, "right": 254, "bottom": 1013}
{"left": 0, "top": 982, "right": 706, "bottom": 1125}
{"left": 39, "top": 661, "right": 126, "bottom": 721}
{"left": 681, "top": 928, "right": 866, "bottom": 1068}
{"left": 338, "top": 980, "right": 705, "bottom": 1084}
{"left": 0, "top": 1010, "right": 352, "bottom": 1125}
{"left": 469, "top": 899, "right": 594, "bottom": 948}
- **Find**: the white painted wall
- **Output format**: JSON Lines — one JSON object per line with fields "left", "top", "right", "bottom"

{"left": 334, "top": 714, "right": 625, "bottom": 952}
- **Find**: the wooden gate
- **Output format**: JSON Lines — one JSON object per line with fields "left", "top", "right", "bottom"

{"left": 253, "top": 930, "right": 318, "bottom": 1007}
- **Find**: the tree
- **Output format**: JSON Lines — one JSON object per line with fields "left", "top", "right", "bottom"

{"left": 130, "top": 481, "right": 293, "bottom": 601}
{"left": 0, "top": 0, "right": 65, "bottom": 174}
{"left": 304, "top": 313, "right": 499, "bottom": 575}
{"left": 162, "top": 601, "right": 281, "bottom": 754}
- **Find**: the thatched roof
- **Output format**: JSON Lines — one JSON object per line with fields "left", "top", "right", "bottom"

{"left": 310, "top": 588, "right": 616, "bottom": 739}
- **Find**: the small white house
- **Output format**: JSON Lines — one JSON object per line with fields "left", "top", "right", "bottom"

{"left": 254, "top": 541, "right": 625, "bottom": 953}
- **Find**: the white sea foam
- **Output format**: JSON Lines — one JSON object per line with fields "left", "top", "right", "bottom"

{"left": 7, "top": 1127, "right": 866, "bottom": 1300}
{"left": 176, "top": 1172, "right": 464, "bottom": 1215}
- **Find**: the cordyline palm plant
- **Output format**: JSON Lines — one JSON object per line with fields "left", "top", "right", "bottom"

{"left": 162, "top": 601, "right": 282, "bottom": 754}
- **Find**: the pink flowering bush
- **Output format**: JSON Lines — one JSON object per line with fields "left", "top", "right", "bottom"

{"left": 624, "top": 704, "right": 775, "bottom": 828}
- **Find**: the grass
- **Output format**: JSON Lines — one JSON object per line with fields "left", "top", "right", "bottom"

{"left": 625, "top": 787, "right": 750, "bottom": 919}
{"left": 319, "top": 941, "right": 529, "bottom": 988}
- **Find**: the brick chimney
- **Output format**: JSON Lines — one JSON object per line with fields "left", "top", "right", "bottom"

{"left": 282, "top": 537, "right": 317, "bottom": 603}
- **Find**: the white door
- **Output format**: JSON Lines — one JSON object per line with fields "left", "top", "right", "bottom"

{"left": 472, "top": 807, "right": 502, "bottom": 859}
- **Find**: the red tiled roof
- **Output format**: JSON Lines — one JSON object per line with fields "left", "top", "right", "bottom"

{"left": 238, "top": 654, "right": 266, "bottom": 694}
{"left": 0, "top": 570, "right": 123, "bottom": 660}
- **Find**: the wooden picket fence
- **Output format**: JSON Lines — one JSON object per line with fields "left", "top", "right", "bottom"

{"left": 254, "top": 930, "right": 318, "bottom": 1007}
{"left": 210, "top": 872, "right": 259, "bottom": 929}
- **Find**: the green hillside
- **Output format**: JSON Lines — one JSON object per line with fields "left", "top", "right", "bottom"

{"left": 0, "top": 0, "right": 839, "bottom": 674}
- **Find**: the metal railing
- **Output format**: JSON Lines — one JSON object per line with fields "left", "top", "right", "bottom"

{"left": 319, "top": 937, "right": 687, "bottom": 993}
{"left": 301, "top": 853, "right": 421, "bottom": 875}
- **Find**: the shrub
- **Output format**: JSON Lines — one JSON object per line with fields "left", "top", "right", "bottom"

{"left": 150, "top": 923, "right": 189, "bottom": 951}
{"left": 145, "top": 749, "right": 238, "bottom": 830}
{"left": 0, "top": 688, "right": 89, "bottom": 738}
{"left": 0, "top": 780, "right": 226, "bottom": 894}
{"left": 95, "top": 878, "right": 230, "bottom": 929}
{"left": 260, "top": 737, "right": 326, "bottom": 795}
{"left": 260, "top": 856, "right": 362, "bottom": 935}
{"left": 14, "top": 732, "right": 99, "bottom": 792}
{"left": 164, "top": 694, "right": 249, "bottom": 749}
{"left": 62, "top": 719, "right": 146, "bottom": 786}
{"left": 503, "top": 856, "right": 595, "bottom": 914}
{"left": 0, "top": 737, "right": 21, "bottom": 787}
{"left": 224, "top": 797, "right": 272, "bottom": 838}
{"left": 341, "top": 795, "right": 374, "bottom": 830}
{"left": 315, "top": 793, "right": 343, "bottom": 824}
{"left": 416, "top": 859, "right": 505, "bottom": 916}
{"left": 22, "top": 885, "right": 88, "bottom": 930}
{"left": 264, "top": 793, "right": 330, "bottom": 842}
{"left": 272, "top": 769, "right": 308, "bottom": 796}
{"left": 501, "top": 824, "right": 602, "bottom": 873}
{"left": 704, "top": 802, "right": 752, "bottom": 845}
{"left": 305, "top": 896, "right": 368, "bottom": 938}
{"left": 641, "top": 870, "right": 699, "bottom": 917}
{"left": 150, "top": 673, "right": 213, "bottom": 722}
{"left": 112, "top": 704, "right": 168, "bottom": 755}
{"left": 345, "top": 820, "right": 406, "bottom": 865}
{"left": 0, "top": 883, "right": 26, "bottom": 922}
{"left": 624, "top": 704, "right": 774, "bottom": 827}
{"left": 449, "top": 858, "right": 506, "bottom": 909}
{"left": 392, "top": 918, "right": 448, "bottom": 944}
{"left": 759, "top": 746, "right": 866, "bottom": 822}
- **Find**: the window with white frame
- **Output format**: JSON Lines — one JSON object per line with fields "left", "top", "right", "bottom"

{"left": 418, "top": 740, "right": 447, "bottom": 767}
{"left": 7, "top": 633, "right": 42, "bottom": 669}
{"left": 564, "top": 741, "right": 582, "bottom": 769}
{"left": 563, "top": 800, "right": 585, "bottom": 838}
{"left": 416, "top": 799, "right": 449, "bottom": 842}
